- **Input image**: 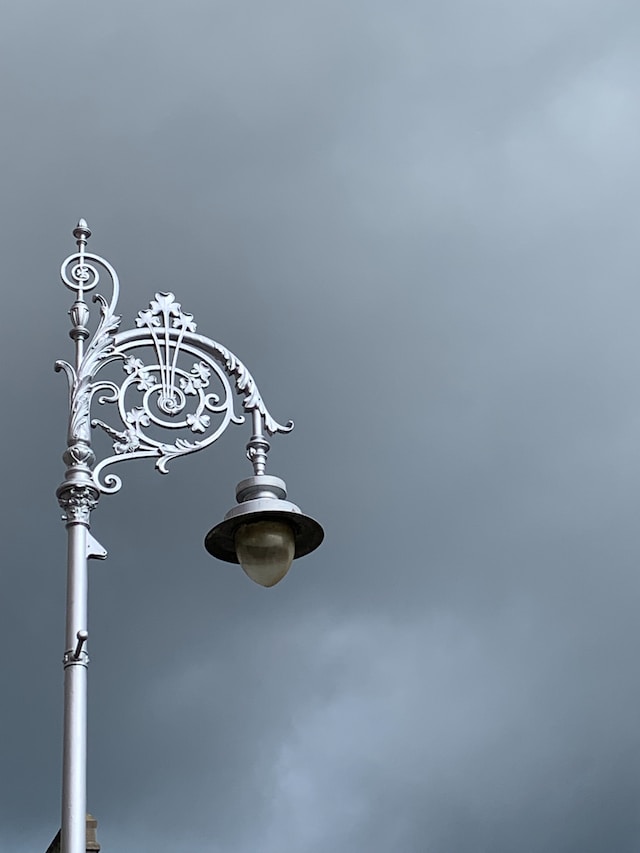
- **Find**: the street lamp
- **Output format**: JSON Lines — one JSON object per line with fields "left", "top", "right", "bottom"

{"left": 54, "top": 220, "right": 323, "bottom": 853}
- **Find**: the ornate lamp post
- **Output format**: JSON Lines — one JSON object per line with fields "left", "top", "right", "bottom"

{"left": 55, "top": 220, "right": 323, "bottom": 853}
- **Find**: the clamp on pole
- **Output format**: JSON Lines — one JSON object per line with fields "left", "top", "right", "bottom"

{"left": 63, "top": 630, "right": 89, "bottom": 667}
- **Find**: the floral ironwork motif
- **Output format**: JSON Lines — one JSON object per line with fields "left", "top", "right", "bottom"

{"left": 57, "top": 243, "right": 293, "bottom": 496}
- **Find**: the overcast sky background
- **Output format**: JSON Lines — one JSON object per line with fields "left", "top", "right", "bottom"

{"left": 2, "top": 1, "right": 640, "bottom": 851}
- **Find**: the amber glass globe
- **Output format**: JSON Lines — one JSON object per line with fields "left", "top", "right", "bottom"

{"left": 234, "top": 520, "right": 295, "bottom": 587}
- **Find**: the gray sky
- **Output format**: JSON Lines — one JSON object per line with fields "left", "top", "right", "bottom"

{"left": 2, "top": 1, "right": 640, "bottom": 851}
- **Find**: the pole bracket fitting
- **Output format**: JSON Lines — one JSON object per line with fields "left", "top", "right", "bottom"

{"left": 63, "top": 630, "right": 90, "bottom": 667}
{"left": 87, "top": 534, "right": 108, "bottom": 560}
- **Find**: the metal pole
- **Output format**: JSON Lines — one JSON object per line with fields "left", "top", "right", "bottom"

{"left": 61, "top": 522, "right": 89, "bottom": 853}
{"left": 56, "top": 218, "right": 99, "bottom": 853}
{"left": 56, "top": 460, "right": 99, "bottom": 853}
{"left": 56, "top": 464, "right": 104, "bottom": 853}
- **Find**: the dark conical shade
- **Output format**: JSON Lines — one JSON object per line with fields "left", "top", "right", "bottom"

{"left": 204, "top": 506, "right": 324, "bottom": 565}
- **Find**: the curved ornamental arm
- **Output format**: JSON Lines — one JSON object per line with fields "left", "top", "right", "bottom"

{"left": 56, "top": 219, "right": 323, "bottom": 585}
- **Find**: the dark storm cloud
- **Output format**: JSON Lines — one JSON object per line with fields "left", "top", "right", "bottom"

{"left": 2, "top": 1, "right": 640, "bottom": 852}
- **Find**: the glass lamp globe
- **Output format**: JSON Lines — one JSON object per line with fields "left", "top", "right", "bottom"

{"left": 234, "top": 519, "right": 295, "bottom": 587}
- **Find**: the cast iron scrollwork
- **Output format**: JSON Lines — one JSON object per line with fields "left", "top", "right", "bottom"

{"left": 57, "top": 229, "right": 293, "bottom": 497}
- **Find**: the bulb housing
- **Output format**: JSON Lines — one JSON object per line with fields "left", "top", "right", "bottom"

{"left": 235, "top": 520, "right": 295, "bottom": 587}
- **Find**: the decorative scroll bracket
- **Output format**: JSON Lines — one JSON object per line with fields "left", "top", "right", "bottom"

{"left": 56, "top": 222, "right": 293, "bottom": 505}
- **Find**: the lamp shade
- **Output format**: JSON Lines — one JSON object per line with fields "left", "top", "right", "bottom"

{"left": 204, "top": 476, "right": 324, "bottom": 583}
